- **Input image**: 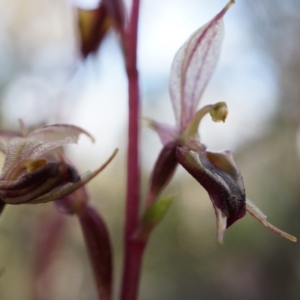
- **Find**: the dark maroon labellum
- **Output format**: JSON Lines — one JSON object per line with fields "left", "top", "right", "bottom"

{"left": 176, "top": 147, "right": 246, "bottom": 227}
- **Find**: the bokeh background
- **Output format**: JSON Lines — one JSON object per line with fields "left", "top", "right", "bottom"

{"left": 0, "top": 0, "right": 300, "bottom": 299}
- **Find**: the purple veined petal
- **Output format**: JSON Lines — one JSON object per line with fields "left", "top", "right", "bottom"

{"left": 1, "top": 124, "right": 95, "bottom": 176}
{"left": 169, "top": 1, "right": 234, "bottom": 128}
{"left": 145, "top": 118, "right": 179, "bottom": 146}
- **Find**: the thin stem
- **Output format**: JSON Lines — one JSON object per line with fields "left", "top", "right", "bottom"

{"left": 121, "top": 0, "right": 143, "bottom": 299}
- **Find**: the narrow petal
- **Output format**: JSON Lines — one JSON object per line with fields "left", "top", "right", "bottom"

{"left": 78, "top": 205, "right": 113, "bottom": 300}
{"left": 169, "top": 1, "right": 234, "bottom": 128}
{"left": 246, "top": 198, "right": 297, "bottom": 242}
{"left": 144, "top": 118, "right": 179, "bottom": 146}
{"left": 146, "top": 142, "right": 178, "bottom": 206}
{"left": 1, "top": 124, "right": 94, "bottom": 176}
{"left": 215, "top": 206, "right": 227, "bottom": 245}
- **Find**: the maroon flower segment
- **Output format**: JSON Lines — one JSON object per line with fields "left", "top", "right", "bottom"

{"left": 79, "top": 205, "right": 113, "bottom": 300}
{"left": 146, "top": 142, "right": 178, "bottom": 206}
{"left": 176, "top": 147, "right": 246, "bottom": 227}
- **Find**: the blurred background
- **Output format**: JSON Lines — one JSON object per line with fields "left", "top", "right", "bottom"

{"left": 0, "top": 0, "right": 300, "bottom": 299}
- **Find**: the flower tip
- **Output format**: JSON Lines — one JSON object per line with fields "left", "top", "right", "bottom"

{"left": 226, "top": 0, "right": 235, "bottom": 10}
{"left": 216, "top": 208, "right": 227, "bottom": 245}
{"left": 286, "top": 234, "right": 297, "bottom": 243}
{"left": 210, "top": 102, "right": 228, "bottom": 123}
{"left": 217, "top": 0, "right": 235, "bottom": 20}
{"left": 223, "top": 0, "right": 235, "bottom": 13}
{"left": 246, "top": 198, "right": 297, "bottom": 243}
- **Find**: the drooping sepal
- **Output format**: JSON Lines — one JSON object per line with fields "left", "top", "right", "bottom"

{"left": 78, "top": 205, "right": 113, "bottom": 300}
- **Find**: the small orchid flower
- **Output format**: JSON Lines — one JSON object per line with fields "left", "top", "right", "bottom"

{"left": 0, "top": 123, "right": 117, "bottom": 299}
{"left": 0, "top": 123, "right": 117, "bottom": 208}
{"left": 146, "top": 0, "right": 296, "bottom": 244}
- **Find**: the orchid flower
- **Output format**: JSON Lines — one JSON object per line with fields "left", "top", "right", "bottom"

{"left": 146, "top": 0, "right": 296, "bottom": 244}
{"left": 0, "top": 123, "right": 117, "bottom": 207}
{"left": 0, "top": 122, "right": 117, "bottom": 299}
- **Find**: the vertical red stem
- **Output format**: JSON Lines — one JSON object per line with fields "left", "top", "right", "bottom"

{"left": 121, "top": 0, "right": 143, "bottom": 299}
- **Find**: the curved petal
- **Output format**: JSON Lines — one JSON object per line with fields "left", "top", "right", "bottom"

{"left": 1, "top": 124, "right": 94, "bottom": 176}
{"left": 169, "top": 1, "right": 234, "bottom": 128}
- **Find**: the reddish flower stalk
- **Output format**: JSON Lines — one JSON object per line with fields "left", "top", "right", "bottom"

{"left": 121, "top": 0, "right": 143, "bottom": 299}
